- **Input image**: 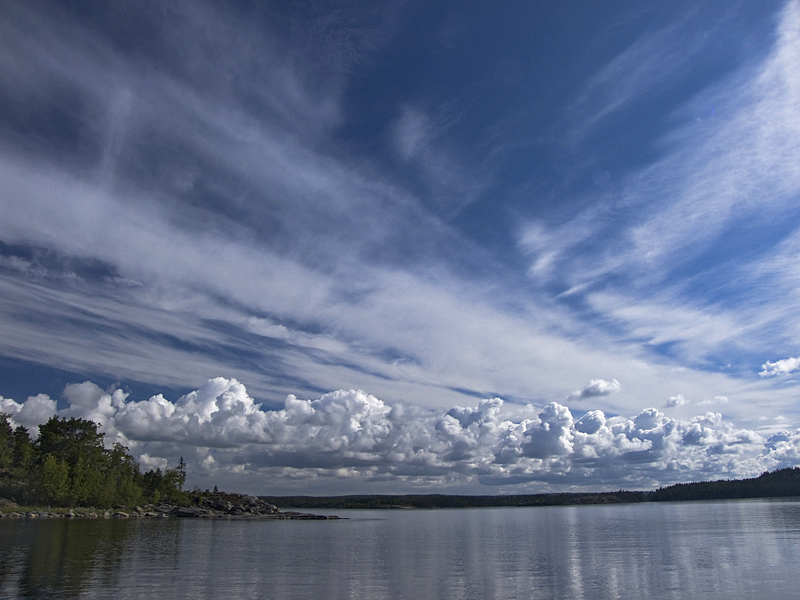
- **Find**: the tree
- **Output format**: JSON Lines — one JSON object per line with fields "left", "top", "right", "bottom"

{"left": 0, "top": 418, "right": 34, "bottom": 501}
{"left": 11, "top": 426, "right": 34, "bottom": 472}
{"left": 177, "top": 456, "right": 187, "bottom": 490}
{"left": 0, "top": 413, "right": 12, "bottom": 469}
{"left": 106, "top": 443, "right": 143, "bottom": 506}
{"left": 70, "top": 454, "right": 104, "bottom": 506}
{"left": 1, "top": 414, "right": 191, "bottom": 508}
{"left": 35, "top": 417, "right": 109, "bottom": 506}
{"left": 38, "top": 417, "right": 105, "bottom": 468}
{"left": 39, "top": 454, "right": 71, "bottom": 505}
{"left": 140, "top": 458, "right": 188, "bottom": 505}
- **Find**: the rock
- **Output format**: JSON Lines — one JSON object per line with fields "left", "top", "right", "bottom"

{"left": 191, "top": 492, "right": 281, "bottom": 517}
{"left": 171, "top": 506, "right": 213, "bottom": 518}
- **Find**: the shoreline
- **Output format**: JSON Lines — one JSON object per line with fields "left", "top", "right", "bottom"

{"left": 0, "top": 496, "right": 341, "bottom": 520}
{"left": 0, "top": 506, "right": 340, "bottom": 520}
{"left": 7, "top": 468, "right": 798, "bottom": 518}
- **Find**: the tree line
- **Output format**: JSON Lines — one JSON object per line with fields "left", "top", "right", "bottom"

{"left": 261, "top": 491, "right": 651, "bottom": 510}
{"left": 0, "top": 414, "right": 187, "bottom": 508}
{"left": 262, "top": 468, "right": 800, "bottom": 509}
{"left": 650, "top": 466, "right": 800, "bottom": 502}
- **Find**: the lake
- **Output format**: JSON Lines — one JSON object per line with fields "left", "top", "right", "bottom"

{"left": 2, "top": 498, "right": 800, "bottom": 599}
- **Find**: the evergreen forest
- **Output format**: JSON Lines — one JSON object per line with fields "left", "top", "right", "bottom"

{"left": 0, "top": 414, "right": 187, "bottom": 508}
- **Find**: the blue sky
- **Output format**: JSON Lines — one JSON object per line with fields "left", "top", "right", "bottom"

{"left": 2, "top": 0, "right": 800, "bottom": 495}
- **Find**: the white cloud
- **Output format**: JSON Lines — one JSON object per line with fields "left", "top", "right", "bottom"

{"left": 3, "top": 377, "right": 797, "bottom": 494}
{"left": 2, "top": 0, "right": 800, "bottom": 450}
{"left": 0, "top": 393, "right": 57, "bottom": 435}
{"left": 0, "top": 1, "right": 504, "bottom": 411}
{"left": 517, "top": 1, "right": 800, "bottom": 380}
{"left": 243, "top": 316, "right": 349, "bottom": 354}
{"left": 664, "top": 394, "right": 688, "bottom": 408}
{"left": 624, "top": 2, "right": 800, "bottom": 274}
{"left": 665, "top": 394, "right": 730, "bottom": 409}
{"left": 569, "top": 378, "right": 620, "bottom": 401}
{"left": 760, "top": 357, "right": 800, "bottom": 378}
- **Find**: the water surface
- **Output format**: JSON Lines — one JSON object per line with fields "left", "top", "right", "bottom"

{"left": 2, "top": 499, "right": 800, "bottom": 599}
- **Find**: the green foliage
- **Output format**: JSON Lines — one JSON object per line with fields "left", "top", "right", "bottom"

{"left": 140, "top": 463, "right": 188, "bottom": 506}
{"left": 106, "top": 443, "right": 144, "bottom": 507}
{"left": 38, "top": 417, "right": 105, "bottom": 467}
{"left": 651, "top": 467, "right": 800, "bottom": 502}
{"left": 0, "top": 413, "right": 12, "bottom": 469}
{"left": 12, "top": 426, "right": 34, "bottom": 472}
{"left": 0, "top": 414, "right": 187, "bottom": 508}
{"left": 40, "top": 454, "right": 71, "bottom": 505}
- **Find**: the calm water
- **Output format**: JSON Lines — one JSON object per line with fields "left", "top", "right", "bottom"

{"left": 2, "top": 499, "right": 800, "bottom": 599}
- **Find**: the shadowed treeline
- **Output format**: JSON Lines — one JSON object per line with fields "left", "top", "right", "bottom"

{"left": 261, "top": 467, "right": 800, "bottom": 509}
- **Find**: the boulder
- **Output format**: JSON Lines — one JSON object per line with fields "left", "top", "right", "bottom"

{"left": 171, "top": 506, "right": 213, "bottom": 518}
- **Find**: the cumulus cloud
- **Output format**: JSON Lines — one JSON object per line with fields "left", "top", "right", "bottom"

{"left": 3, "top": 377, "right": 797, "bottom": 493}
{"left": 760, "top": 357, "right": 800, "bottom": 378}
{"left": 0, "top": 393, "right": 57, "bottom": 435}
{"left": 664, "top": 394, "right": 688, "bottom": 408}
{"left": 569, "top": 378, "right": 620, "bottom": 401}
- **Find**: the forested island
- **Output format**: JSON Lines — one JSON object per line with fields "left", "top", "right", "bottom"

{"left": 262, "top": 468, "right": 800, "bottom": 510}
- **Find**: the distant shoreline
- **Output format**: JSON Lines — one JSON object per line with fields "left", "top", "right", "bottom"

{"left": 261, "top": 467, "right": 800, "bottom": 510}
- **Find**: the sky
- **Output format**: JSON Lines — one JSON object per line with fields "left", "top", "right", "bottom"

{"left": 1, "top": 0, "right": 800, "bottom": 496}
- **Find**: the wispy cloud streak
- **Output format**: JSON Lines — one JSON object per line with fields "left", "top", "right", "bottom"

{"left": 519, "top": 0, "right": 800, "bottom": 382}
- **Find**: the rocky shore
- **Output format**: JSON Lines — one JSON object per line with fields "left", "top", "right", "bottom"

{"left": 0, "top": 494, "right": 340, "bottom": 520}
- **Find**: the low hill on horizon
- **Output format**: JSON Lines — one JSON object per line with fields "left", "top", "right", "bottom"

{"left": 261, "top": 467, "right": 800, "bottom": 510}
